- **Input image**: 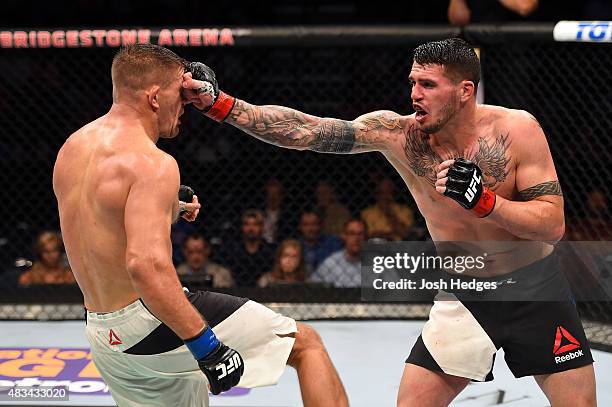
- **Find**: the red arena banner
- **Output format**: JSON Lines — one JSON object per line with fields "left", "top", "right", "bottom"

{"left": 0, "top": 28, "right": 236, "bottom": 48}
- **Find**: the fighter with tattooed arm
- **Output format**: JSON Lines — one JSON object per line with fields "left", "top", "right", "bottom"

{"left": 183, "top": 38, "right": 595, "bottom": 407}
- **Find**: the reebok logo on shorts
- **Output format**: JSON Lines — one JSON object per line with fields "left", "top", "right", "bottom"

{"left": 553, "top": 325, "right": 582, "bottom": 364}
{"left": 109, "top": 329, "right": 122, "bottom": 346}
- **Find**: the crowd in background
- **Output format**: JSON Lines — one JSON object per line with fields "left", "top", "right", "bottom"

{"left": 1, "top": 0, "right": 611, "bottom": 289}
{"left": 10, "top": 176, "right": 611, "bottom": 289}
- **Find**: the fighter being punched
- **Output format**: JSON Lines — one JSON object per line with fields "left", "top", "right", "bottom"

{"left": 54, "top": 44, "right": 347, "bottom": 407}
{"left": 184, "top": 38, "right": 596, "bottom": 406}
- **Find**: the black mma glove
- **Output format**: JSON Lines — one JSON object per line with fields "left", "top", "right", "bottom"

{"left": 443, "top": 158, "right": 496, "bottom": 217}
{"left": 185, "top": 61, "right": 236, "bottom": 122}
{"left": 178, "top": 185, "right": 194, "bottom": 216}
{"left": 184, "top": 326, "right": 244, "bottom": 395}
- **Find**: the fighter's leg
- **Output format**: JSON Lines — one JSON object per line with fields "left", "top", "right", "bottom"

{"left": 534, "top": 364, "right": 596, "bottom": 407}
{"left": 285, "top": 322, "right": 348, "bottom": 407}
{"left": 397, "top": 363, "right": 469, "bottom": 407}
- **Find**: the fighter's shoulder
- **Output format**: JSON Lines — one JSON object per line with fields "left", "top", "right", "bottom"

{"left": 482, "top": 105, "right": 544, "bottom": 139}
{"left": 127, "top": 147, "right": 179, "bottom": 186}
{"left": 143, "top": 150, "right": 179, "bottom": 176}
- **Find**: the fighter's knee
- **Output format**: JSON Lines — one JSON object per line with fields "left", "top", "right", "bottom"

{"left": 287, "top": 322, "right": 325, "bottom": 367}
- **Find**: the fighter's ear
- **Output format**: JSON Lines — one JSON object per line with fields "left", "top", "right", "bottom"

{"left": 146, "top": 85, "right": 161, "bottom": 111}
{"left": 460, "top": 80, "right": 475, "bottom": 102}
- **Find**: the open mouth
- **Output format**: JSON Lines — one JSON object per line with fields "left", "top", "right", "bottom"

{"left": 414, "top": 106, "right": 428, "bottom": 123}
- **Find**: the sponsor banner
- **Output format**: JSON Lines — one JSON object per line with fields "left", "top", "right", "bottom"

{"left": 0, "top": 28, "right": 236, "bottom": 49}
{"left": 0, "top": 347, "right": 249, "bottom": 397}
{"left": 553, "top": 21, "right": 612, "bottom": 42}
{"left": 361, "top": 241, "right": 612, "bottom": 302}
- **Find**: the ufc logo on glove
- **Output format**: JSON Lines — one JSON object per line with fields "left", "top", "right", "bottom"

{"left": 216, "top": 353, "right": 243, "bottom": 379}
{"left": 464, "top": 170, "right": 481, "bottom": 203}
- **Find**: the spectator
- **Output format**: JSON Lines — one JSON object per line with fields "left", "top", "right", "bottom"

{"left": 315, "top": 180, "right": 351, "bottom": 237}
{"left": 566, "top": 188, "right": 612, "bottom": 241}
{"left": 258, "top": 239, "right": 307, "bottom": 287}
{"left": 311, "top": 219, "right": 367, "bottom": 288}
{"left": 448, "top": 0, "right": 539, "bottom": 26}
{"left": 220, "top": 209, "right": 275, "bottom": 287}
{"left": 361, "top": 178, "right": 414, "bottom": 241}
{"left": 298, "top": 210, "right": 343, "bottom": 274}
{"left": 261, "top": 178, "right": 296, "bottom": 244}
{"left": 19, "top": 231, "right": 75, "bottom": 285}
{"left": 170, "top": 218, "right": 197, "bottom": 265}
{"left": 177, "top": 234, "right": 234, "bottom": 287}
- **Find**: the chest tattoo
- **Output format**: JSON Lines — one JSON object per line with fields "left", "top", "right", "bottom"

{"left": 404, "top": 124, "right": 511, "bottom": 190}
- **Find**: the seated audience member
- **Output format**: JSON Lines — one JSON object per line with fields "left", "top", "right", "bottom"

{"left": 261, "top": 178, "right": 296, "bottom": 244}
{"left": 311, "top": 219, "right": 367, "bottom": 288}
{"left": 566, "top": 188, "right": 612, "bottom": 240}
{"left": 448, "top": 0, "right": 539, "bottom": 27}
{"left": 361, "top": 178, "right": 414, "bottom": 241}
{"left": 220, "top": 209, "right": 276, "bottom": 286}
{"left": 298, "top": 210, "right": 343, "bottom": 274}
{"left": 170, "top": 218, "right": 196, "bottom": 265}
{"left": 315, "top": 180, "right": 351, "bottom": 237}
{"left": 177, "top": 234, "right": 234, "bottom": 287}
{"left": 258, "top": 239, "right": 307, "bottom": 287}
{"left": 19, "top": 231, "right": 75, "bottom": 285}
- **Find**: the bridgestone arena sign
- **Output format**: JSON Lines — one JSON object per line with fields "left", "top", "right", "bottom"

{"left": 0, "top": 28, "right": 236, "bottom": 48}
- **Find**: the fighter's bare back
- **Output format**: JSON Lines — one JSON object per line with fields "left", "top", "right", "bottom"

{"left": 53, "top": 113, "right": 180, "bottom": 311}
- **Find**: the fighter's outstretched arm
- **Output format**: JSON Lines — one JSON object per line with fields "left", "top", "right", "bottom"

{"left": 182, "top": 66, "right": 405, "bottom": 153}
{"left": 226, "top": 99, "right": 404, "bottom": 154}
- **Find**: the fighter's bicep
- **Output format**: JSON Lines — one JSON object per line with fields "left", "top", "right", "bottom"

{"left": 513, "top": 116, "right": 562, "bottom": 201}
{"left": 124, "top": 159, "right": 180, "bottom": 257}
{"left": 350, "top": 110, "right": 406, "bottom": 153}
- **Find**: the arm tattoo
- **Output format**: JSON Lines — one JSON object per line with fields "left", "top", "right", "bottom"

{"left": 518, "top": 181, "right": 563, "bottom": 201}
{"left": 226, "top": 99, "right": 356, "bottom": 153}
{"left": 313, "top": 121, "right": 356, "bottom": 153}
{"left": 226, "top": 100, "right": 404, "bottom": 153}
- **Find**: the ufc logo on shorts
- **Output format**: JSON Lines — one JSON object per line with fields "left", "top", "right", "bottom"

{"left": 215, "top": 354, "right": 242, "bottom": 379}
{"left": 464, "top": 170, "right": 481, "bottom": 202}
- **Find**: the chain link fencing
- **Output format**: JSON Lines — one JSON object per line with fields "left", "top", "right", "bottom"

{"left": 0, "top": 26, "right": 610, "bottom": 348}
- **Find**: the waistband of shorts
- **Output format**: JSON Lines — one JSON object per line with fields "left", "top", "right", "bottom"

{"left": 86, "top": 299, "right": 152, "bottom": 326}
{"left": 445, "top": 251, "right": 559, "bottom": 283}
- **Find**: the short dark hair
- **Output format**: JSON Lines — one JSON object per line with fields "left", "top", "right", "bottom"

{"left": 184, "top": 233, "right": 207, "bottom": 245}
{"left": 343, "top": 218, "right": 368, "bottom": 236}
{"left": 111, "top": 44, "right": 186, "bottom": 93}
{"left": 413, "top": 38, "right": 480, "bottom": 86}
{"left": 300, "top": 209, "right": 321, "bottom": 223}
{"left": 242, "top": 209, "right": 264, "bottom": 225}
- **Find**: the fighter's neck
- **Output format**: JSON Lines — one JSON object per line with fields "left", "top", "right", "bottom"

{"left": 430, "top": 104, "right": 479, "bottom": 150}
{"left": 108, "top": 103, "right": 160, "bottom": 143}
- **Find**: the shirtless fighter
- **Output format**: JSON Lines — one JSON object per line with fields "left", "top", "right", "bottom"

{"left": 53, "top": 44, "right": 347, "bottom": 407}
{"left": 183, "top": 38, "right": 596, "bottom": 406}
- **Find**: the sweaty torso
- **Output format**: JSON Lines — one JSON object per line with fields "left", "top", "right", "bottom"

{"left": 53, "top": 115, "right": 175, "bottom": 311}
{"left": 384, "top": 105, "right": 551, "bottom": 275}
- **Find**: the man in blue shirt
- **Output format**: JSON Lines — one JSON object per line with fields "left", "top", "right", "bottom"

{"left": 298, "top": 210, "right": 342, "bottom": 274}
{"left": 310, "top": 219, "right": 367, "bottom": 287}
